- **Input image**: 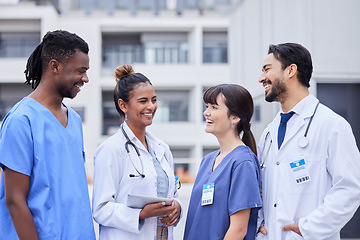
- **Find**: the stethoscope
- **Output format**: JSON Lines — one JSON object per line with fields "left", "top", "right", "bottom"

{"left": 259, "top": 102, "right": 320, "bottom": 169}
{"left": 121, "top": 124, "right": 145, "bottom": 178}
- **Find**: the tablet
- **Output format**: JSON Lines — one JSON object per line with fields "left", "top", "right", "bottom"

{"left": 126, "top": 193, "right": 173, "bottom": 209}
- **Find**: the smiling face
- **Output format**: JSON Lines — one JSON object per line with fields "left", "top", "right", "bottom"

{"left": 203, "top": 94, "right": 234, "bottom": 138}
{"left": 120, "top": 82, "right": 157, "bottom": 130}
{"left": 259, "top": 53, "right": 287, "bottom": 103}
{"left": 55, "top": 50, "right": 89, "bottom": 99}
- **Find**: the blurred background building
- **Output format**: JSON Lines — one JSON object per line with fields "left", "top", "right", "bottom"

{"left": 0, "top": 0, "right": 359, "bottom": 239}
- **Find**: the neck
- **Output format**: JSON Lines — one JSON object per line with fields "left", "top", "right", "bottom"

{"left": 28, "top": 79, "right": 64, "bottom": 111}
{"left": 280, "top": 86, "right": 309, "bottom": 113}
{"left": 216, "top": 131, "right": 244, "bottom": 156}
{"left": 126, "top": 122, "right": 147, "bottom": 148}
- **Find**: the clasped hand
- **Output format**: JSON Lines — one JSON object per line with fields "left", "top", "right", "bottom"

{"left": 139, "top": 200, "right": 181, "bottom": 227}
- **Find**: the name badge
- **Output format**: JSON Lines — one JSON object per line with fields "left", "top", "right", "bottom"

{"left": 290, "top": 159, "right": 311, "bottom": 184}
{"left": 202, "top": 183, "right": 214, "bottom": 206}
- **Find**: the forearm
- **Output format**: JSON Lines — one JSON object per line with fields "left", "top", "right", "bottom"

{"left": 4, "top": 167, "right": 39, "bottom": 240}
{"left": 224, "top": 209, "right": 250, "bottom": 240}
{"left": 224, "top": 225, "right": 247, "bottom": 240}
{"left": 6, "top": 200, "right": 39, "bottom": 240}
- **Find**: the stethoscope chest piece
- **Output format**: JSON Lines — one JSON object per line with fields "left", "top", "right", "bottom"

{"left": 298, "top": 136, "right": 308, "bottom": 148}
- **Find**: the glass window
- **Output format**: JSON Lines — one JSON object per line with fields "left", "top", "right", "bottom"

{"left": 0, "top": 32, "right": 40, "bottom": 58}
{"left": 203, "top": 31, "right": 228, "bottom": 63}
{"left": 254, "top": 105, "right": 261, "bottom": 122}
{"left": 72, "top": 107, "right": 86, "bottom": 122}
{"left": 102, "top": 33, "right": 144, "bottom": 69}
{"left": 102, "top": 90, "right": 123, "bottom": 135}
{"left": 154, "top": 90, "right": 189, "bottom": 122}
{"left": 0, "top": 83, "right": 32, "bottom": 121}
{"left": 170, "top": 147, "right": 194, "bottom": 183}
{"left": 102, "top": 32, "right": 188, "bottom": 69}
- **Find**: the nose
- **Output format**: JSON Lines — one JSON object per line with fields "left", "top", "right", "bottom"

{"left": 82, "top": 74, "right": 89, "bottom": 83}
{"left": 259, "top": 72, "right": 266, "bottom": 84}
{"left": 203, "top": 107, "right": 209, "bottom": 117}
{"left": 148, "top": 101, "right": 157, "bottom": 110}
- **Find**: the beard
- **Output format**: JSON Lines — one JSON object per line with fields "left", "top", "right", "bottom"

{"left": 265, "top": 77, "right": 286, "bottom": 102}
{"left": 58, "top": 85, "right": 76, "bottom": 99}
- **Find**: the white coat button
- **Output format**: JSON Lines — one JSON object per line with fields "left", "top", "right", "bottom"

{"left": 276, "top": 161, "right": 280, "bottom": 165}
{"left": 274, "top": 203, "right": 277, "bottom": 207}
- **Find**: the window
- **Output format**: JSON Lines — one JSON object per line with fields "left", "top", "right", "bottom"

{"left": 102, "top": 90, "right": 123, "bottom": 135}
{"left": 0, "top": 83, "right": 32, "bottom": 121}
{"left": 72, "top": 107, "right": 86, "bottom": 122}
{"left": 102, "top": 32, "right": 188, "bottom": 70}
{"left": 143, "top": 32, "right": 188, "bottom": 64}
{"left": 170, "top": 147, "right": 194, "bottom": 183}
{"left": 102, "top": 33, "right": 144, "bottom": 69}
{"left": 0, "top": 32, "right": 40, "bottom": 58}
{"left": 203, "top": 31, "right": 228, "bottom": 63}
{"left": 154, "top": 90, "right": 189, "bottom": 122}
{"left": 254, "top": 105, "right": 261, "bottom": 122}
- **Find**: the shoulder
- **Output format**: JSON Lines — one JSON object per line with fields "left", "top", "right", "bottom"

{"left": 95, "top": 130, "right": 125, "bottom": 155}
{"left": 231, "top": 146, "right": 259, "bottom": 168}
{"left": 316, "top": 103, "right": 351, "bottom": 130}
{"left": 1, "top": 99, "right": 34, "bottom": 129}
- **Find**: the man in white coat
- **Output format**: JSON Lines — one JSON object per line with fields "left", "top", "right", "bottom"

{"left": 256, "top": 43, "right": 360, "bottom": 240}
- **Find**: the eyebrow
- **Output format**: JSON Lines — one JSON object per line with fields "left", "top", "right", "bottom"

{"left": 137, "top": 97, "right": 148, "bottom": 101}
{"left": 262, "top": 64, "right": 271, "bottom": 71}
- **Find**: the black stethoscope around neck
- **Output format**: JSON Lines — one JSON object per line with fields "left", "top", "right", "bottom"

{"left": 121, "top": 124, "right": 145, "bottom": 178}
{"left": 259, "top": 102, "right": 320, "bottom": 169}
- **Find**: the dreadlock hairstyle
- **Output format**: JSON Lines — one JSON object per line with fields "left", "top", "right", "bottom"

{"left": 24, "top": 30, "right": 89, "bottom": 89}
{"left": 203, "top": 84, "right": 257, "bottom": 155}
{"left": 113, "top": 64, "right": 152, "bottom": 118}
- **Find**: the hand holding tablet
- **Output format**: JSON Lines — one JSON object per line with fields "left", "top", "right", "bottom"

{"left": 126, "top": 193, "right": 173, "bottom": 209}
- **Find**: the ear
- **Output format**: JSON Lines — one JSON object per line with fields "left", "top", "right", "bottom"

{"left": 118, "top": 99, "right": 127, "bottom": 113}
{"left": 231, "top": 115, "right": 241, "bottom": 126}
{"left": 49, "top": 59, "right": 60, "bottom": 73}
{"left": 287, "top": 63, "right": 298, "bottom": 79}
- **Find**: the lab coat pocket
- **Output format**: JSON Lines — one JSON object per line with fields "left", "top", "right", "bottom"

{"left": 289, "top": 231, "right": 304, "bottom": 240}
{"left": 283, "top": 154, "right": 323, "bottom": 195}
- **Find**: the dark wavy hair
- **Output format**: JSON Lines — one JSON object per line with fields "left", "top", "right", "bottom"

{"left": 24, "top": 30, "right": 89, "bottom": 89}
{"left": 203, "top": 84, "right": 257, "bottom": 155}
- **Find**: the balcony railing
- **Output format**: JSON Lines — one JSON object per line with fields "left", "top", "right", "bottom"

{"left": 102, "top": 44, "right": 188, "bottom": 69}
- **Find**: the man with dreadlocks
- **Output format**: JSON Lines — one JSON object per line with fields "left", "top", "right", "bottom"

{"left": 0, "top": 30, "right": 95, "bottom": 239}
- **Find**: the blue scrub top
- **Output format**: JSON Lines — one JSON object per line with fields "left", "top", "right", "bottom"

{"left": 0, "top": 98, "right": 95, "bottom": 240}
{"left": 184, "top": 145, "right": 262, "bottom": 240}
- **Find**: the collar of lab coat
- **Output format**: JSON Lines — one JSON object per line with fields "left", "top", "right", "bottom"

{"left": 121, "top": 121, "right": 166, "bottom": 161}
{"left": 267, "top": 94, "right": 320, "bottom": 152}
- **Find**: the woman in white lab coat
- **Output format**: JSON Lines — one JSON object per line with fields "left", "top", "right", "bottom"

{"left": 92, "top": 65, "right": 181, "bottom": 240}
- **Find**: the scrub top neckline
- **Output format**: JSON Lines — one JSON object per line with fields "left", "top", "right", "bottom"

{"left": 211, "top": 145, "right": 247, "bottom": 174}
{"left": 24, "top": 97, "right": 71, "bottom": 129}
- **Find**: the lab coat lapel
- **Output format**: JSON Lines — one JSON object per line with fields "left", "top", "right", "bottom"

{"left": 279, "top": 96, "right": 320, "bottom": 150}
{"left": 281, "top": 115, "right": 305, "bottom": 149}
{"left": 267, "top": 112, "right": 281, "bottom": 154}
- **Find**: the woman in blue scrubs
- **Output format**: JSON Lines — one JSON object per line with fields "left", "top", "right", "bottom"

{"left": 184, "top": 84, "right": 262, "bottom": 240}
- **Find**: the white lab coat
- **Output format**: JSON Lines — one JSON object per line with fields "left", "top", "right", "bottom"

{"left": 92, "top": 122, "right": 181, "bottom": 240}
{"left": 256, "top": 95, "right": 360, "bottom": 240}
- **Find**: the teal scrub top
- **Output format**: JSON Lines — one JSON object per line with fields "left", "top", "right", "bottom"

{"left": 0, "top": 97, "right": 95, "bottom": 240}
